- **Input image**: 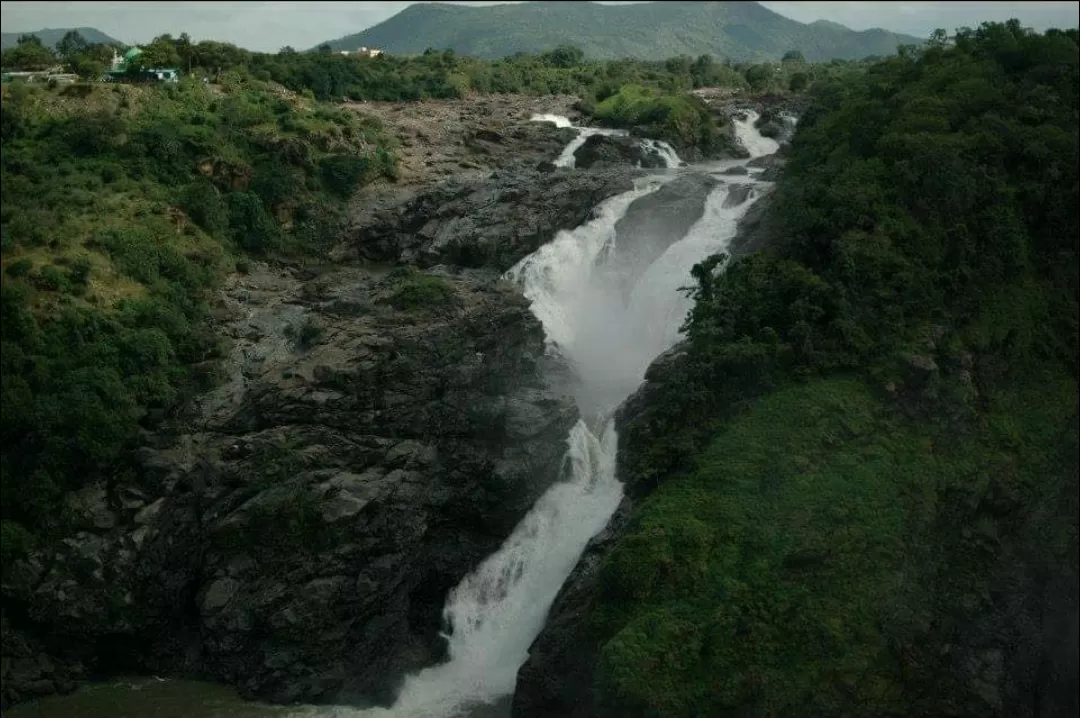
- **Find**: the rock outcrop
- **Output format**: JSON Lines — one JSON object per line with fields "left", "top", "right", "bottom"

{"left": 337, "top": 167, "right": 638, "bottom": 268}
{"left": 349, "top": 93, "right": 583, "bottom": 185}
{"left": 571, "top": 134, "right": 667, "bottom": 170}
{"left": 598, "top": 173, "right": 720, "bottom": 299}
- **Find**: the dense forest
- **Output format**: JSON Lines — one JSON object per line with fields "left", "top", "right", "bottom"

{"left": 592, "top": 21, "right": 1079, "bottom": 717}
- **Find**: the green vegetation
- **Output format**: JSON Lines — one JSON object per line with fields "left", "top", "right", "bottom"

{"left": 321, "top": 1, "right": 921, "bottom": 62}
{"left": 592, "top": 21, "right": 1079, "bottom": 717}
{"left": 4, "top": 30, "right": 867, "bottom": 165}
{"left": 383, "top": 269, "right": 460, "bottom": 313}
{"left": 585, "top": 84, "right": 729, "bottom": 155}
{"left": 3, "top": 29, "right": 858, "bottom": 109}
{"left": 0, "top": 77, "right": 396, "bottom": 565}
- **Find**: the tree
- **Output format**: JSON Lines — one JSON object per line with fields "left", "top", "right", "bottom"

{"left": 782, "top": 49, "right": 806, "bottom": 63}
{"left": 789, "top": 72, "right": 809, "bottom": 92}
{"left": 543, "top": 44, "right": 584, "bottom": 68}
{"left": 317, "top": 43, "right": 333, "bottom": 54}
{"left": 56, "top": 30, "right": 89, "bottom": 63}
{"left": 1, "top": 35, "right": 57, "bottom": 71}
{"left": 690, "top": 54, "right": 715, "bottom": 87}
{"left": 70, "top": 55, "right": 106, "bottom": 80}
{"left": 138, "top": 35, "right": 182, "bottom": 68}
{"left": 745, "top": 64, "right": 773, "bottom": 92}
{"left": 177, "top": 32, "right": 194, "bottom": 72}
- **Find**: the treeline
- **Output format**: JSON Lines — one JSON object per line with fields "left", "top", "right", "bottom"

{"left": 2, "top": 29, "right": 866, "bottom": 101}
{"left": 590, "top": 20, "right": 1079, "bottom": 717}
{"left": 0, "top": 78, "right": 397, "bottom": 567}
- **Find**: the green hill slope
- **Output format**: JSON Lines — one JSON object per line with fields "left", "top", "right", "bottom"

{"left": 320, "top": 1, "right": 923, "bottom": 61}
{"left": 0, "top": 27, "right": 121, "bottom": 51}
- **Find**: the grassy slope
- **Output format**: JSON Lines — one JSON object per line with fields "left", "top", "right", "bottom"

{"left": 323, "top": 1, "right": 921, "bottom": 61}
{"left": 594, "top": 375, "right": 1077, "bottom": 716}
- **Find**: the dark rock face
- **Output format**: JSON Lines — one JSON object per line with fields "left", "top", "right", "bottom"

{"left": 747, "top": 152, "right": 786, "bottom": 182}
{"left": 337, "top": 167, "right": 638, "bottom": 269}
{"left": 598, "top": 173, "right": 719, "bottom": 300}
{"left": 464, "top": 123, "right": 579, "bottom": 172}
{"left": 5, "top": 265, "right": 578, "bottom": 706}
{"left": 727, "top": 184, "right": 777, "bottom": 257}
{"left": 572, "top": 133, "right": 667, "bottom": 170}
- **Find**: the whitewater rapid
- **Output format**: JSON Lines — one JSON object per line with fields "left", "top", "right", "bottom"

{"left": 293, "top": 109, "right": 779, "bottom": 718}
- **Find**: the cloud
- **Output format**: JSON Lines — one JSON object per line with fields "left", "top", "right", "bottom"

{"left": 2, "top": 0, "right": 1077, "bottom": 52}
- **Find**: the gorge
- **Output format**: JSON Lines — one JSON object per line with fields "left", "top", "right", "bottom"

{"left": 2, "top": 102, "right": 784, "bottom": 718}
{"left": 3, "top": 21, "right": 1077, "bottom": 718}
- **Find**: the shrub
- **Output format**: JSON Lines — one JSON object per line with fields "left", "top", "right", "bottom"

{"left": 5, "top": 258, "right": 34, "bottom": 278}
{"left": 384, "top": 272, "right": 458, "bottom": 311}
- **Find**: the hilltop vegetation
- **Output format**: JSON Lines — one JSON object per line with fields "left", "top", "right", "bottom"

{"left": 0, "top": 77, "right": 396, "bottom": 564}
{"left": 2, "top": 28, "right": 858, "bottom": 101}
{"left": 322, "top": 1, "right": 921, "bottom": 62}
{"left": 592, "top": 21, "right": 1079, "bottom": 717}
{"left": 0, "top": 26, "right": 120, "bottom": 52}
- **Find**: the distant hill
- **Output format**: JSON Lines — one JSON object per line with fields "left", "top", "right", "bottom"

{"left": 1, "top": 27, "right": 122, "bottom": 51}
{"left": 319, "top": 1, "right": 924, "bottom": 61}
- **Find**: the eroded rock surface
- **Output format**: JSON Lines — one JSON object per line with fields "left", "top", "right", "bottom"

{"left": 571, "top": 133, "right": 667, "bottom": 170}
{"left": 338, "top": 167, "right": 638, "bottom": 268}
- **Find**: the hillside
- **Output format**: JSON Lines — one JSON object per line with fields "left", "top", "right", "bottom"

{"left": 0, "top": 27, "right": 121, "bottom": 51}
{"left": 319, "top": 1, "right": 923, "bottom": 61}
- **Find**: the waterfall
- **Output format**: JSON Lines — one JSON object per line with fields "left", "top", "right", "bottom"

{"left": 300, "top": 114, "right": 780, "bottom": 718}
{"left": 529, "top": 114, "right": 683, "bottom": 169}
{"left": 731, "top": 109, "right": 779, "bottom": 158}
{"left": 527, "top": 113, "right": 574, "bottom": 128}
{"left": 639, "top": 138, "right": 684, "bottom": 168}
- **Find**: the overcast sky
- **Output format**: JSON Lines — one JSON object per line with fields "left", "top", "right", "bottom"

{"left": 1, "top": 1, "right": 1077, "bottom": 53}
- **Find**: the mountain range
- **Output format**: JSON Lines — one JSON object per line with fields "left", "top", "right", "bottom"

{"left": 1, "top": 27, "right": 122, "bottom": 51}
{"left": 320, "top": 1, "right": 925, "bottom": 61}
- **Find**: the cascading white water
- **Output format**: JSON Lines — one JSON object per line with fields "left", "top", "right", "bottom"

{"left": 639, "top": 138, "right": 684, "bottom": 168}
{"left": 297, "top": 113, "right": 780, "bottom": 718}
{"left": 732, "top": 109, "right": 779, "bottom": 158}
{"left": 529, "top": 113, "right": 683, "bottom": 169}
{"left": 527, "top": 113, "right": 574, "bottom": 128}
